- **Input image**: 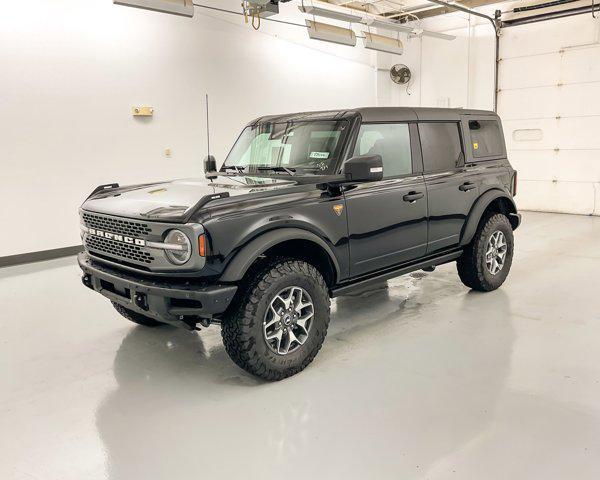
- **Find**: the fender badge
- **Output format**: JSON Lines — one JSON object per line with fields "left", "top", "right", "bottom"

{"left": 333, "top": 204, "right": 344, "bottom": 217}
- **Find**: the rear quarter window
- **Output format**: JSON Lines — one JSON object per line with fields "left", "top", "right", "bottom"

{"left": 468, "top": 120, "right": 504, "bottom": 158}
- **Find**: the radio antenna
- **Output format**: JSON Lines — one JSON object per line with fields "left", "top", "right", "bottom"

{"left": 203, "top": 93, "right": 218, "bottom": 181}
{"left": 205, "top": 93, "right": 211, "bottom": 157}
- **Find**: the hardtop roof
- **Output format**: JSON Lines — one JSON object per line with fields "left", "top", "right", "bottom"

{"left": 249, "top": 107, "right": 498, "bottom": 125}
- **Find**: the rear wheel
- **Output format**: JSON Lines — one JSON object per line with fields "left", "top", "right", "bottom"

{"left": 111, "top": 301, "right": 164, "bottom": 327}
{"left": 457, "top": 213, "right": 514, "bottom": 292}
{"left": 221, "top": 259, "right": 330, "bottom": 381}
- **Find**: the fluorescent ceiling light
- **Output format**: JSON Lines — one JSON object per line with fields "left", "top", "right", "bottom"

{"left": 363, "top": 31, "right": 403, "bottom": 55}
{"left": 298, "top": 5, "right": 364, "bottom": 23}
{"left": 305, "top": 19, "right": 357, "bottom": 47}
{"left": 113, "top": 0, "right": 194, "bottom": 17}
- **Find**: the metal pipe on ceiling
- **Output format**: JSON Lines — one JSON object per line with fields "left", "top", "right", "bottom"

{"left": 501, "top": 2, "right": 600, "bottom": 26}
{"left": 421, "top": 0, "right": 497, "bottom": 28}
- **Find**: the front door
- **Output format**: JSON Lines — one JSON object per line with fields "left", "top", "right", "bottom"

{"left": 344, "top": 122, "right": 428, "bottom": 277}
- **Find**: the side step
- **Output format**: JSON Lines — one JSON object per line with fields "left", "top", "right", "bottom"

{"left": 331, "top": 250, "right": 462, "bottom": 297}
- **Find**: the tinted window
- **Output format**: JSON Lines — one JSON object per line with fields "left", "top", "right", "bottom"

{"left": 418, "top": 122, "right": 463, "bottom": 172}
{"left": 353, "top": 123, "right": 412, "bottom": 178}
{"left": 469, "top": 120, "right": 504, "bottom": 158}
{"left": 224, "top": 121, "right": 349, "bottom": 175}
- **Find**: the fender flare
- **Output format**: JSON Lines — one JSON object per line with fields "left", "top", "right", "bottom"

{"left": 219, "top": 228, "right": 341, "bottom": 283}
{"left": 460, "top": 189, "right": 518, "bottom": 246}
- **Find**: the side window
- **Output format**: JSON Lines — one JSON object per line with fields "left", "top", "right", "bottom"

{"left": 353, "top": 123, "right": 412, "bottom": 178}
{"left": 418, "top": 122, "right": 463, "bottom": 172}
{"left": 468, "top": 120, "right": 504, "bottom": 158}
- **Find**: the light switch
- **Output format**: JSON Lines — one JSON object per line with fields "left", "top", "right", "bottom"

{"left": 164, "top": 148, "right": 172, "bottom": 158}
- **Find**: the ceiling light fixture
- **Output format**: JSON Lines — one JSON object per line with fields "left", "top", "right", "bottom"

{"left": 305, "top": 19, "right": 357, "bottom": 47}
{"left": 298, "top": 5, "right": 364, "bottom": 23}
{"left": 363, "top": 31, "right": 404, "bottom": 55}
{"left": 113, "top": 0, "right": 194, "bottom": 17}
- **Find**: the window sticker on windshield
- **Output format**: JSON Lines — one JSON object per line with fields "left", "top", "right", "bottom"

{"left": 309, "top": 151, "right": 330, "bottom": 159}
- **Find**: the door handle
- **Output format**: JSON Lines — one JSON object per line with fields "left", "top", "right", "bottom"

{"left": 459, "top": 182, "right": 476, "bottom": 192}
{"left": 403, "top": 191, "right": 424, "bottom": 203}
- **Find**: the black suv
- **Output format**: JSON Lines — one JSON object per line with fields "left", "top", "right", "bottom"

{"left": 79, "top": 107, "right": 520, "bottom": 380}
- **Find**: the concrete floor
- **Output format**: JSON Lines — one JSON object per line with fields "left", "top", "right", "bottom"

{"left": 2, "top": 211, "right": 600, "bottom": 480}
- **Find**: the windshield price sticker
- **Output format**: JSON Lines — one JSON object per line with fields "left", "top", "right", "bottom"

{"left": 309, "top": 152, "right": 330, "bottom": 159}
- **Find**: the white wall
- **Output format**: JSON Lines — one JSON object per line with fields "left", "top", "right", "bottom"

{"left": 375, "top": 16, "right": 496, "bottom": 111}
{"left": 376, "top": 7, "right": 600, "bottom": 217}
{"left": 0, "top": 0, "right": 376, "bottom": 257}
{"left": 498, "top": 15, "right": 600, "bottom": 216}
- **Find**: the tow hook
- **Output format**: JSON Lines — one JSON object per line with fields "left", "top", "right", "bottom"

{"left": 178, "top": 315, "right": 211, "bottom": 331}
{"left": 82, "top": 274, "right": 93, "bottom": 289}
{"left": 134, "top": 292, "right": 149, "bottom": 311}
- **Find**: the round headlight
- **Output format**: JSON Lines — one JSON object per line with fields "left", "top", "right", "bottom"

{"left": 164, "top": 230, "right": 192, "bottom": 265}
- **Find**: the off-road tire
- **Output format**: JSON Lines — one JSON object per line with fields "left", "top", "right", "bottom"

{"left": 221, "top": 259, "right": 331, "bottom": 381}
{"left": 457, "top": 213, "right": 514, "bottom": 292}
{"left": 111, "top": 301, "right": 164, "bottom": 327}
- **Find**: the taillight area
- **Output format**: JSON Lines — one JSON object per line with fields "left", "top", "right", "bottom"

{"left": 198, "top": 234, "right": 206, "bottom": 257}
{"left": 513, "top": 171, "right": 518, "bottom": 196}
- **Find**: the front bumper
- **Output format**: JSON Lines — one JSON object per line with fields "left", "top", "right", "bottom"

{"left": 78, "top": 253, "right": 237, "bottom": 328}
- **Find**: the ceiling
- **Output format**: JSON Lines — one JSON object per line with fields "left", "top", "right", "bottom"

{"left": 315, "top": 0, "right": 503, "bottom": 20}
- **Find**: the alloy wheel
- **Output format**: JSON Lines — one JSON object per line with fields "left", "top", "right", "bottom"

{"left": 485, "top": 230, "right": 508, "bottom": 275}
{"left": 263, "top": 286, "right": 314, "bottom": 355}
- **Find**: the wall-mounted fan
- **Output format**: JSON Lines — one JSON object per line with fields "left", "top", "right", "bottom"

{"left": 390, "top": 64, "right": 411, "bottom": 85}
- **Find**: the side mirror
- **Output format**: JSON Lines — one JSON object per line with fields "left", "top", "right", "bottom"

{"left": 203, "top": 155, "right": 218, "bottom": 179}
{"left": 341, "top": 154, "right": 383, "bottom": 183}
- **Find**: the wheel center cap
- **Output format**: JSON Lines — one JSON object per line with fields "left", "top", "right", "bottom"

{"left": 283, "top": 314, "right": 292, "bottom": 326}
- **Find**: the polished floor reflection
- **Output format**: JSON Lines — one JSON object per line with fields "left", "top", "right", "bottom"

{"left": 2, "top": 212, "right": 600, "bottom": 479}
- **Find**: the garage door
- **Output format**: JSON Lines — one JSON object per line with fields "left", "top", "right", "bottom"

{"left": 498, "top": 15, "right": 600, "bottom": 215}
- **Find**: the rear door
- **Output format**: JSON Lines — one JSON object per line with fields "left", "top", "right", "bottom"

{"left": 344, "top": 122, "right": 428, "bottom": 277}
{"left": 418, "top": 121, "right": 478, "bottom": 253}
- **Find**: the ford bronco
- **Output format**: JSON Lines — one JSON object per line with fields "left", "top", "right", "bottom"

{"left": 79, "top": 107, "right": 520, "bottom": 380}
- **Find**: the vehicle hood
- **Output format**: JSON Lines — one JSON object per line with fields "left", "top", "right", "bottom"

{"left": 81, "top": 176, "right": 300, "bottom": 221}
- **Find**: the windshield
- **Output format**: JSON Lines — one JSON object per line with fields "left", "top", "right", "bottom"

{"left": 222, "top": 120, "right": 350, "bottom": 175}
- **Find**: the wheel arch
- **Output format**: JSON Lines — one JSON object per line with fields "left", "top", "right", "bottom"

{"left": 460, "top": 189, "right": 519, "bottom": 246}
{"left": 219, "top": 228, "right": 340, "bottom": 287}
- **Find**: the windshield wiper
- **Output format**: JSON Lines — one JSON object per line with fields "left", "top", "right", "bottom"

{"left": 256, "top": 166, "right": 296, "bottom": 176}
{"left": 221, "top": 165, "right": 246, "bottom": 173}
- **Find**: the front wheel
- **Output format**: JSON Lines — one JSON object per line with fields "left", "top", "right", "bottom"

{"left": 457, "top": 213, "right": 514, "bottom": 292}
{"left": 221, "top": 259, "right": 331, "bottom": 381}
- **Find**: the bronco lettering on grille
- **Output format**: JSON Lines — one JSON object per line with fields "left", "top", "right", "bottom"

{"left": 88, "top": 228, "right": 146, "bottom": 246}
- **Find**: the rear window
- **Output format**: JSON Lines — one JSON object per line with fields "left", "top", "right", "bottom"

{"left": 468, "top": 120, "right": 504, "bottom": 158}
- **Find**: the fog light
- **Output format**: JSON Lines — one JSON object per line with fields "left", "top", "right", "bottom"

{"left": 165, "top": 230, "right": 192, "bottom": 265}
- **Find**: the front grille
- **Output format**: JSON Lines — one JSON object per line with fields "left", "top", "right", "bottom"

{"left": 85, "top": 235, "right": 155, "bottom": 264}
{"left": 81, "top": 210, "right": 204, "bottom": 273}
{"left": 82, "top": 212, "right": 152, "bottom": 237}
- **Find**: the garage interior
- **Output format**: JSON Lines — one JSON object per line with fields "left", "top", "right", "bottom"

{"left": 2, "top": 0, "right": 600, "bottom": 479}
